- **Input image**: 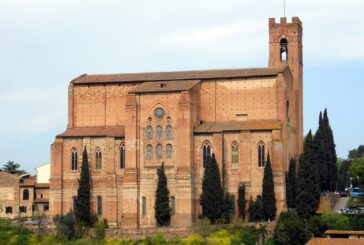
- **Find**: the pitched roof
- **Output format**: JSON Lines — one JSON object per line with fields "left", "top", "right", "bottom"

{"left": 325, "top": 230, "right": 364, "bottom": 235}
{"left": 131, "top": 80, "right": 200, "bottom": 93}
{"left": 57, "top": 126, "right": 125, "bottom": 138}
{"left": 72, "top": 66, "right": 288, "bottom": 84}
{"left": 193, "top": 120, "right": 281, "bottom": 133}
{"left": 306, "top": 238, "right": 364, "bottom": 245}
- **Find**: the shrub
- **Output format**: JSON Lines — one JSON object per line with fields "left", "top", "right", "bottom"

{"left": 95, "top": 220, "right": 106, "bottom": 240}
{"left": 320, "top": 213, "right": 351, "bottom": 230}
{"left": 181, "top": 233, "right": 204, "bottom": 245}
{"left": 273, "top": 212, "right": 308, "bottom": 245}
{"left": 54, "top": 212, "right": 76, "bottom": 240}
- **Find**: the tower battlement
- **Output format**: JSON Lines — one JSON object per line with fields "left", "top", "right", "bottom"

{"left": 269, "top": 16, "right": 302, "bottom": 26}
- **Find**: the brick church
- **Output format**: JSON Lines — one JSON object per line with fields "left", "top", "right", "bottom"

{"left": 49, "top": 17, "right": 303, "bottom": 227}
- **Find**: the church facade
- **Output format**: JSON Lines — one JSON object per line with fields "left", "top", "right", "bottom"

{"left": 49, "top": 17, "right": 303, "bottom": 227}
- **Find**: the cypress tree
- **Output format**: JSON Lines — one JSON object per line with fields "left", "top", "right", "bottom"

{"left": 248, "top": 196, "right": 254, "bottom": 222}
{"left": 262, "top": 152, "right": 276, "bottom": 220}
{"left": 323, "top": 109, "right": 338, "bottom": 191}
{"left": 296, "top": 131, "right": 321, "bottom": 219}
{"left": 200, "top": 154, "right": 224, "bottom": 223}
{"left": 314, "top": 112, "right": 328, "bottom": 192}
{"left": 286, "top": 159, "right": 297, "bottom": 209}
{"left": 154, "top": 163, "right": 171, "bottom": 226}
{"left": 75, "top": 147, "right": 91, "bottom": 226}
{"left": 221, "top": 191, "right": 234, "bottom": 224}
{"left": 237, "top": 184, "right": 246, "bottom": 220}
{"left": 252, "top": 195, "right": 264, "bottom": 222}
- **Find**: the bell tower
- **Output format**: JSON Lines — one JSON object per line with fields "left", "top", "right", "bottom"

{"left": 269, "top": 16, "right": 303, "bottom": 156}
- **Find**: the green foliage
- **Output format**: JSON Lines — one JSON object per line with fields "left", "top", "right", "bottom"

{"left": 338, "top": 159, "right": 351, "bottom": 191}
{"left": 2, "top": 161, "right": 26, "bottom": 174}
{"left": 286, "top": 159, "right": 297, "bottom": 209}
{"left": 248, "top": 196, "right": 254, "bottom": 222}
{"left": 237, "top": 184, "right": 246, "bottom": 220}
{"left": 251, "top": 196, "right": 264, "bottom": 222}
{"left": 181, "top": 233, "right": 204, "bottom": 245}
{"left": 296, "top": 131, "right": 321, "bottom": 219}
{"left": 349, "top": 145, "right": 364, "bottom": 159}
{"left": 75, "top": 147, "right": 92, "bottom": 226}
{"left": 349, "top": 157, "right": 364, "bottom": 187}
{"left": 320, "top": 213, "right": 351, "bottom": 230}
{"left": 273, "top": 212, "right": 308, "bottom": 245}
{"left": 95, "top": 220, "right": 106, "bottom": 240}
{"left": 154, "top": 163, "right": 171, "bottom": 226}
{"left": 348, "top": 214, "right": 364, "bottom": 230}
{"left": 200, "top": 154, "right": 224, "bottom": 223}
{"left": 308, "top": 215, "right": 328, "bottom": 237}
{"left": 54, "top": 212, "right": 76, "bottom": 240}
{"left": 262, "top": 152, "right": 276, "bottom": 220}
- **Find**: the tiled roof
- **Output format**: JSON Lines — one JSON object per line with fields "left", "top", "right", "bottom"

{"left": 131, "top": 80, "right": 200, "bottom": 93}
{"left": 57, "top": 126, "right": 125, "bottom": 138}
{"left": 193, "top": 120, "right": 281, "bottom": 133}
{"left": 325, "top": 230, "right": 364, "bottom": 235}
{"left": 306, "top": 238, "right": 364, "bottom": 245}
{"left": 72, "top": 66, "right": 288, "bottom": 84}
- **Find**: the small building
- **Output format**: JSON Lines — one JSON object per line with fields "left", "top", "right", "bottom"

{"left": 325, "top": 230, "right": 364, "bottom": 240}
{"left": 0, "top": 164, "right": 50, "bottom": 219}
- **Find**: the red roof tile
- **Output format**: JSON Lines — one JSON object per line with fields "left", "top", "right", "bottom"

{"left": 131, "top": 80, "right": 200, "bottom": 93}
{"left": 57, "top": 126, "right": 125, "bottom": 138}
{"left": 72, "top": 66, "right": 288, "bottom": 84}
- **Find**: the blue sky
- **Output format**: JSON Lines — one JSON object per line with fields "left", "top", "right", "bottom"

{"left": 0, "top": 0, "right": 363, "bottom": 173}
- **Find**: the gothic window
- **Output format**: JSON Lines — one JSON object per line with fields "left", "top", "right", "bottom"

{"left": 166, "top": 125, "right": 173, "bottom": 140}
{"left": 142, "top": 197, "right": 147, "bottom": 215}
{"left": 156, "top": 144, "right": 163, "bottom": 160}
{"left": 156, "top": 125, "right": 162, "bottom": 140}
{"left": 146, "top": 126, "right": 153, "bottom": 140}
{"left": 146, "top": 144, "right": 153, "bottom": 160}
{"left": 258, "top": 141, "right": 265, "bottom": 167}
{"left": 280, "top": 38, "right": 288, "bottom": 62}
{"left": 23, "top": 189, "right": 29, "bottom": 200}
{"left": 120, "top": 143, "right": 125, "bottom": 169}
{"left": 166, "top": 144, "right": 172, "bottom": 159}
{"left": 97, "top": 196, "right": 102, "bottom": 215}
{"left": 95, "top": 148, "right": 102, "bottom": 170}
{"left": 232, "top": 142, "right": 239, "bottom": 168}
{"left": 203, "top": 141, "right": 211, "bottom": 167}
{"left": 171, "top": 196, "right": 176, "bottom": 215}
{"left": 71, "top": 148, "right": 78, "bottom": 170}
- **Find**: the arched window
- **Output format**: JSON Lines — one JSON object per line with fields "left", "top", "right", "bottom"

{"left": 95, "top": 148, "right": 102, "bottom": 169}
{"left": 23, "top": 189, "right": 29, "bottom": 200}
{"left": 203, "top": 141, "right": 211, "bottom": 167}
{"left": 232, "top": 142, "right": 239, "bottom": 168}
{"left": 146, "top": 144, "right": 153, "bottom": 160}
{"left": 258, "top": 142, "right": 265, "bottom": 167}
{"left": 280, "top": 38, "right": 288, "bottom": 62}
{"left": 71, "top": 148, "right": 78, "bottom": 170}
{"left": 166, "top": 144, "right": 172, "bottom": 159}
{"left": 166, "top": 125, "right": 173, "bottom": 140}
{"left": 146, "top": 126, "right": 153, "bottom": 140}
{"left": 142, "top": 197, "right": 147, "bottom": 215}
{"left": 120, "top": 143, "right": 125, "bottom": 169}
{"left": 156, "top": 125, "right": 162, "bottom": 140}
{"left": 156, "top": 144, "right": 163, "bottom": 160}
{"left": 97, "top": 196, "right": 102, "bottom": 215}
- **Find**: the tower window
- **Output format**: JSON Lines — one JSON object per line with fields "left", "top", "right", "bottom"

{"left": 280, "top": 38, "right": 288, "bottom": 62}
{"left": 203, "top": 141, "right": 211, "bottom": 167}
{"left": 232, "top": 142, "right": 239, "bottom": 168}
{"left": 71, "top": 148, "right": 78, "bottom": 170}
{"left": 258, "top": 141, "right": 265, "bottom": 167}
{"left": 95, "top": 148, "right": 102, "bottom": 170}
{"left": 120, "top": 143, "right": 125, "bottom": 169}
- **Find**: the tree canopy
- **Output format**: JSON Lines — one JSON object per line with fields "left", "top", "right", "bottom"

{"left": 154, "top": 163, "right": 171, "bottom": 226}
{"left": 286, "top": 159, "right": 297, "bottom": 209}
{"left": 262, "top": 152, "right": 276, "bottom": 220}
{"left": 2, "top": 161, "right": 26, "bottom": 175}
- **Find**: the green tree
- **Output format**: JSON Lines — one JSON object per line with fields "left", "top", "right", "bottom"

{"left": 200, "top": 154, "right": 224, "bottom": 223}
{"left": 349, "top": 145, "right": 364, "bottom": 159}
{"left": 349, "top": 157, "right": 364, "bottom": 187}
{"left": 262, "top": 152, "right": 276, "bottom": 220}
{"left": 221, "top": 191, "right": 234, "bottom": 224}
{"left": 54, "top": 212, "right": 76, "bottom": 240}
{"left": 338, "top": 159, "right": 351, "bottom": 191}
{"left": 286, "top": 159, "right": 297, "bottom": 208}
{"left": 252, "top": 196, "right": 264, "bottom": 222}
{"left": 237, "top": 184, "right": 246, "bottom": 220}
{"left": 248, "top": 196, "right": 254, "bottom": 222}
{"left": 273, "top": 212, "right": 308, "bottom": 245}
{"left": 2, "top": 161, "right": 26, "bottom": 175}
{"left": 154, "top": 163, "right": 171, "bottom": 226}
{"left": 296, "top": 131, "right": 321, "bottom": 219}
{"left": 75, "top": 147, "right": 91, "bottom": 226}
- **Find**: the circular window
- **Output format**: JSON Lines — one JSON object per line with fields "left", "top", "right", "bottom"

{"left": 154, "top": 107, "right": 165, "bottom": 119}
